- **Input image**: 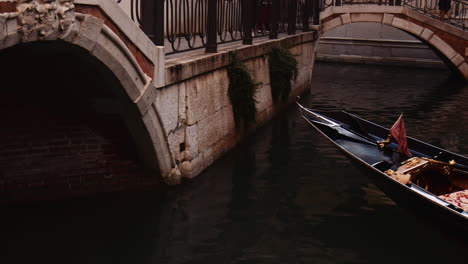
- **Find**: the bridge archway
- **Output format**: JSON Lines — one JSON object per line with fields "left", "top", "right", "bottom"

{"left": 320, "top": 6, "right": 468, "bottom": 80}
{"left": 0, "top": 13, "right": 176, "bottom": 200}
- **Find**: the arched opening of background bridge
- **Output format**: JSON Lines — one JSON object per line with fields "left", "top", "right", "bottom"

{"left": 317, "top": 22, "right": 448, "bottom": 70}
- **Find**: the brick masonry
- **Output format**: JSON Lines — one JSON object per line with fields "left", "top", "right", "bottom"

{"left": 0, "top": 103, "right": 159, "bottom": 204}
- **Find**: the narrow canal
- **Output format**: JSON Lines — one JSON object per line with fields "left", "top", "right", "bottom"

{"left": 4, "top": 62, "right": 468, "bottom": 263}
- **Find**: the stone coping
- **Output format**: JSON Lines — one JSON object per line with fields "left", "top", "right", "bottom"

{"left": 165, "top": 32, "right": 316, "bottom": 86}
{"left": 76, "top": 0, "right": 160, "bottom": 63}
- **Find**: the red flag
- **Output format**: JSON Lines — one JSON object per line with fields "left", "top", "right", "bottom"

{"left": 390, "top": 114, "right": 412, "bottom": 156}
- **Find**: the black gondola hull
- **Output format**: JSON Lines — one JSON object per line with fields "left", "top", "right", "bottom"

{"left": 297, "top": 102, "right": 468, "bottom": 236}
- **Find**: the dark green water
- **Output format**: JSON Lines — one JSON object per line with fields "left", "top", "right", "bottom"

{"left": 4, "top": 62, "right": 468, "bottom": 263}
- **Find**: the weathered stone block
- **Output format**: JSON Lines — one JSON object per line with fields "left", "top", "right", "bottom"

{"left": 382, "top": 14, "right": 394, "bottom": 26}
{"left": 91, "top": 30, "right": 143, "bottom": 101}
{"left": 222, "top": 105, "right": 236, "bottom": 136}
{"left": 256, "top": 84, "right": 273, "bottom": 113}
{"left": 197, "top": 106, "right": 227, "bottom": 151}
{"left": 392, "top": 17, "right": 423, "bottom": 36}
{"left": 185, "top": 69, "right": 230, "bottom": 125}
{"left": 245, "top": 57, "right": 270, "bottom": 87}
{"left": 351, "top": 13, "right": 383, "bottom": 23}
{"left": 167, "top": 126, "right": 185, "bottom": 162}
{"left": 0, "top": 16, "right": 6, "bottom": 43}
{"left": 154, "top": 83, "right": 183, "bottom": 134}
{"left": 420, "top": 28, "right": 434, "bottom": 41}
{"left": 322, "top": 17, "right": 342, "bottom": 33}
{"left": 179, "top": 160, "right": 192, "bottom": 177}
{"left": 185, "top": 123, "right": 199, "bottom": 160}
{"left": 181, "top": 154, "right": 204, "bottom": 178}
{"left": 451, "top": 54, "right": 464, "bottom": 67}
{"left": 153, "top": 47, "right": 165, "bottom": 88}
{"left": 341, "top": 13, "right": 351, "bottom": 25}
{"left": 74, "top": 14, "right": 103, "bottom": 51}
{"left": 295, "top": 65, "right": 311, "bottom": 90}
{"left": 429, "top": 34, "right": 457, "bottom": 61}
{"left": 202, "top": 147, "right": 214, "bottom": 171}
{"left": 3, "top": 17, "right": 18, "bottom": 49}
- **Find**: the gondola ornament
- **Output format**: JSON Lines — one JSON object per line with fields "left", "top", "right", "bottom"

{"left": 378, "top": 114, "right": 412, "bottom": 157}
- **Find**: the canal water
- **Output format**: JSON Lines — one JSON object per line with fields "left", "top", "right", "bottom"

{"left": 4, "top": 62, "right": 468, "bottom": 263}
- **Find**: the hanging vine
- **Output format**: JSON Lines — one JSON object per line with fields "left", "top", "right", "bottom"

{"left": 269, "top": 44, "right": 298, "bottom": 103}
{"left": 227, "top": 52, "right": 259, "bottom": 127}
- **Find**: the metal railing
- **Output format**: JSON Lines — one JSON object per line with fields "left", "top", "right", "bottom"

{"left": 115, "top": 0, "right": 466, "bottom": 54}
{"left": 404, "top": 0, "right": 467, "bottom": 30}
{"left": 322, "top": 0, "right": 467, "bottom": 30}
{"left": 116, "top": 0, "right": 318, "bottom": 54}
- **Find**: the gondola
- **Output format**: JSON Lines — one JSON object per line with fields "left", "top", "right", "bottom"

{"left": 297, "top": 100, "right": 468, "bottom": 233}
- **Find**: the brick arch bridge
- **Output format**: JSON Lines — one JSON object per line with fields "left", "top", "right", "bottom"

{"left": 320, "top": 5, "right": 468, "bottom": 79}
{"left": 0, "top": 0, "right": 179, "bottom": 202}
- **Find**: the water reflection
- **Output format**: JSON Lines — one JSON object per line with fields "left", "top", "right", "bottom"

{"left": 4, "top": 62, "right": 468, "bottom": 264}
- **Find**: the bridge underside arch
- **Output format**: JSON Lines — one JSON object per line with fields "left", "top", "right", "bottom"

{"left": 320, "top": 6, "right": 468, "bottom": 80}
{"left": 0, "top": 41, "right": 166, "bottom": 202}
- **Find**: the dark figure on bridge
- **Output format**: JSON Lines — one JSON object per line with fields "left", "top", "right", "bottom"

{"left": 438, "top": 0, "right": 452, "bottom": 21}
{"left": 257, "top": 0, "right": 272, "bottom": 32}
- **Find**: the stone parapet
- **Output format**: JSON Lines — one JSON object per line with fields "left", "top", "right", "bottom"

{"left": 157, "top": 32, "right": 317, "bottom": 179}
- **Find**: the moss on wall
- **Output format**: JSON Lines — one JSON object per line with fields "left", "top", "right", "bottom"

{"left": 269, "top": 44, "right": 298, "bottom": 103}
{"left": 227, "top": 53, "right": 259, "bottom": 127}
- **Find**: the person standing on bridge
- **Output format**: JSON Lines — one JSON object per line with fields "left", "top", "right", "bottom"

{"left": 438, "top": 0, "right": 452, "bottom": 21}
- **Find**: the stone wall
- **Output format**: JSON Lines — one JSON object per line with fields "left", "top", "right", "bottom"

{"left": 154, "top": 33, "right": 316, "bottom": 179}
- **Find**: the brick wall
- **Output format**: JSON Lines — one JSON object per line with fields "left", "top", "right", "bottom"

{"left": 0, "top": 97, "right": 159, "bottom": 205}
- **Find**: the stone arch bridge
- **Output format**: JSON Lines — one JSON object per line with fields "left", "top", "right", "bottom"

{"left": 319, "top": 5, "right": 468, "bottom": 78}
{"left": 0, "top": 0, "right": 466, "bottom": 202}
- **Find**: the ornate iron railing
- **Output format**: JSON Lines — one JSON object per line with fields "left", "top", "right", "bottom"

{"left": 116, "top": 0, "right": 316, "bottom": 54}
{"left": 116, "top": 0, "right": 466, "bottom": 54}
{"left": 322, "top": 0, "right": 467, "bottom": 30}
{"left": 404, "top": 0, "right": 467, "bottom": 30}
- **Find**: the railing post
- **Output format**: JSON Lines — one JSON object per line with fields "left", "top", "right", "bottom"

{"left": 312, "top": 0, "right": 320, "bottom": 25}
{"left": 206, "top": 0, "right": 218, "bottom": 53}
{"left": 270, "top": 0, "right": 279, "bottom": 39}
{"left": 141, "top": 0, "right": 164, "bottom": 46}
{"left": 288, "top": 0, "right": 297, "bottom": 35}
{"left": 302, "top": 0, "right": 312, "bottom": 31}
{"left": 242, "top": 0, "right": 253, "bottom": 45}
{"left": 155, "top": 0, "right": 164, "bottom": 46}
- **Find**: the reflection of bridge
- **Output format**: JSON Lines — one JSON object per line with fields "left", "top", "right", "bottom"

{"left": 0, "top": 0, "right": 466, "bottom": 203}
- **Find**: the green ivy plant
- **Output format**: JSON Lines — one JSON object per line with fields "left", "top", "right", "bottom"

{"left": 269, "top": 44, "right": 298, "bottom": 103}
{"left": 227, "top": 52, "right": 258, "bottom": 127}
